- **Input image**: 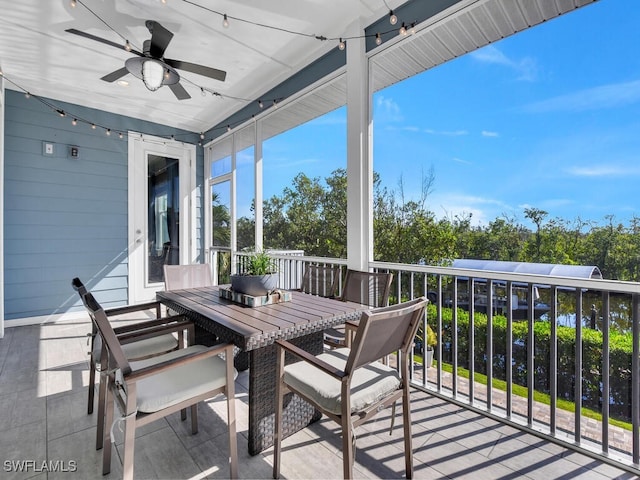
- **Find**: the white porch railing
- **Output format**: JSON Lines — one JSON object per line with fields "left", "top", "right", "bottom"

{"left": 208, "top": 247, "right": 640, "bottom": 475}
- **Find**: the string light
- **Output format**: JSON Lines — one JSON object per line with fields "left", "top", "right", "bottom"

{"left": 338, "top": 38, "right": 345, "bottom": 50}
{"left": 200, "top": 132, "right": 205, "bottom": 139}
{"left": 222, "top": 14, "right": 229, "bottom": 28}
{"left": 227, "top": 125, "right": 231, "bottom": 132}
{"left": 57, "top": 109, "right": 66, "bottom": 117}
{"left": 91, "top": 124, "right": 96, "bottom": 129}
{"left": 105, "top": 128, "right": 111, "bottom": 135}
{"left": 70, "top": 0, "right": 77, "bottom": 7}
{"left": 25, "top": 92, "right": 30, "bottom": 99}
{"left": 273, "top": 99, "right": 278, "bottom": 109}
{"left": 389, "top": 10, "right": 397, "bottom": 25}
{"left": 399, "top": 23, "right": 407, "bottom": 36}
{"left": 258, "top": 99, "right": 264, "bottom": 108}
{"left": 201, "top": 88, "right": 206, "bottom": 97}
{"left": 164, "top": 69, "right": 170, "bottom": 79}
{"left": 119, "top": 132, "right": 123, "bottom": 139}
{"left": 410, "top": 22, "right": 416, "bottom": 35}
{"left": 72, "top": 118, "right": 78, "bottom": 126}
{"left": 124, "top": 40, "right": 132, "bottom": 51}
{"left": 375, "top": 33, "right": 382, "bottom": 45}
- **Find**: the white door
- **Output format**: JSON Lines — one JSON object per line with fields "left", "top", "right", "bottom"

{"left": 128, "top": 132, "right": 196, "bottom": 303}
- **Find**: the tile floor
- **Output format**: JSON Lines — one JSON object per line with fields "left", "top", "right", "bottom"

{"left": 0, "top": 318, "right": 636, "bottom": 479}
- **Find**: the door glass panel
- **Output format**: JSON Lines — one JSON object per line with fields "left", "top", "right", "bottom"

{"left": 211, "top": 181, "right": 231, "bottom": 247}
{"left": 148, "top": 154, "right": 179, "bottom": 284}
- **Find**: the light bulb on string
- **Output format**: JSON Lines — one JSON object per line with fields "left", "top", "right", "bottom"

{"left": 91, "top": 123, "right": 96, "bottom": 129}
{"left": 222, "top": 14, "right": 229, "bottom": 28}
{"left": 119, "top": 132, "right": 123, "bottom": 139}
{"left": 57, "top": 109, "right": 66, "bottom": 117}
{"left": 410, "top": 22, "right": 416, "bottom": 35}
{"left": 258, "top": 99, "right": 264, "bottom": 109}
{"left": 70, "top": 0, "right": 77, "bottom": 7}
{"left": 375, "top": 33, "right": 382, "bottom": 45}
{"left": 399, "top": 23, "right": 407, "bottom": 36}
{"left": 72, "top": 118, "right": 77, "bottom": 126}
{"left": 389, "top": 10, "right": 397, "bottom": 25}
{"left": 124, "top": 40, "right": 132, "bottom": 52}
{"left": 25, "top": 92, "right": 30, "bottom": 99}
{"left": 105, "top": 128, "right": 111, "bottom": 136}
{"left": 200, "top": 132, "right": 205, "bottom": 140}
{"left": 227, "top": 125, "right": 231, "bottom": 133}
{"left": 201, "top": 88, "right": 206, "bottom": 97}
{"left": 273, "top": 99, "right": 278, "bottom": 109}
{"left": 338, "top": 38, "right": 345, "bottom": 50}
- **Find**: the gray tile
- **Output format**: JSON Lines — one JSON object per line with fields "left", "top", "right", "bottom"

{"left": 0, "top": 421, "right": 47, "bottom": 480}
{"left": 0, "top": 388, "right": 46, "bottom": 431}
{"left": 47, "top": 426, "right": 123, "bottom": 480}
{"left": 114, "top": 426, "right": 202, "bottom": 480}
{"left": 46, "top": 388, "right": 97, "bottom": 441}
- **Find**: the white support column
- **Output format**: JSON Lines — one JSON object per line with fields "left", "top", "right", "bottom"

{"left": 0, "top": 73, "right": 4, "bottom": 337}
{"left": 254, "top": 120, "right": 264, "bottom": 251}
{"left": 345, "top": 27, "right": 373, "bottom": 271}
{"left": 230, "top": 134, "right": 237, "bottom": 253}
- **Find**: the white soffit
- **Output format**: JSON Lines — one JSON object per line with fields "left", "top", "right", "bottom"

{"left": 371, "top": 0, "right": 597, "bottom": 92}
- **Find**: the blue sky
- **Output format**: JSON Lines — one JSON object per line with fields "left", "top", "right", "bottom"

{"left": 245, "top": 0, "right": 640, "bottom": 229}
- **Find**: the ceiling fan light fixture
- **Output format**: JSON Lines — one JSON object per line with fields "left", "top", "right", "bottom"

{"left": 142, "top": 59, "right": 165, "bottom": 91}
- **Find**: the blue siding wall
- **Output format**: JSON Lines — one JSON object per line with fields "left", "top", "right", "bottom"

{"left": 3, "top": 90, "right": 203, "bottom": 321}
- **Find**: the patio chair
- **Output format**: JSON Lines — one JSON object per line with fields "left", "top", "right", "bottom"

{"left": 82, "top": 291, "right": 238, "bottom": 480}
{"left": 300, "top": 264, "right": 340, "bottom": 297}
{"left": 324, "top": 269, "right": 393, "bottom": 348}
{"left": 273, "top": 297, "right": 427, "bottom": 479}
{"left": 72, "top": 277, "right": 190, "bottom": 449}
{"left": 164, "top": 263, "right": 213, "bottom": 290}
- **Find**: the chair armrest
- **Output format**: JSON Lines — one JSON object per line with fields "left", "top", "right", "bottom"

{"left": 126, "top": 343, "right": 235, "bottom": 381}
{"left": 117, "top": 320, "right": 193, "bottom": 346}
{"left": 275, "top": 340, "right": 346, "bottom": 380}
{"left": 105, "top": 300, "right": 161, "bottom": 318}
{"left": 112, "top": 315, "right": 186, "bottom": 335}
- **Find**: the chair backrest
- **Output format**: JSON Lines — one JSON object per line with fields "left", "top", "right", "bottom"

{"left": 82, "top": 291, "right": 132, "bottom": 376}
{"left": 164, "top": 264, "right": 213, "bottom": 290}
{"left": 340, "top": 269, "right": 393, "bottom": 307}
{"left": 347, "top": 297, "right": 427, "bottom": 372}
{"left": 72, "top": 277, "right": 98, "bottom": 336}
{"left": 300, "top": 264, "right": 340, "bottom": 297}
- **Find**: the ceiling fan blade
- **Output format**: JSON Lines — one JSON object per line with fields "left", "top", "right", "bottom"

{"left": 169, "top": 82, "right": 191, "bottom": 100}
{"left": 65, "top": 28, "right": 143, "bottom": 56}
{"left": 146, "top": 21, "right": 173, "bottom": 58}
{"left": 164, "top": 58, "right": 226, "bottom": 82}
{"left": 101, "top": 67, "right": 130, "bottom": 83}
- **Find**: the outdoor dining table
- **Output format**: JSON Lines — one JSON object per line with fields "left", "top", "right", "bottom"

{"left": 156, "top": 285, "right": 368, "bottom": 455}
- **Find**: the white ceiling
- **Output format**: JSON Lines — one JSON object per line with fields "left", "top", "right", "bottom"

{"left": 0, "top": 0, "right": 597, "bottom": 137}
{"left": 0, "top": 0, "right": 399, "bottom": 132}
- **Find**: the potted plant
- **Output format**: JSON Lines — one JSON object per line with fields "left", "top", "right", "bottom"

{"left": 230, "top": 250, "right": 279, "bottom": 296}
{"left": 425, "top": 324, "right": 437, "bottom": 368}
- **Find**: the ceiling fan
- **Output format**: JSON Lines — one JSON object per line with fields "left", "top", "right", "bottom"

{"left": 65, "top": 20, "right": 226, "bottom": 100}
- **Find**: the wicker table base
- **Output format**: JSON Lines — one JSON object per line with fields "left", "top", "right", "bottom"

{"left": 248, "top": 331, "right": 323, "bottom": 455}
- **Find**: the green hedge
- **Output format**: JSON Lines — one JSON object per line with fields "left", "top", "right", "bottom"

{"left": 428, "top": 304, "right": 634, "bottom": 422}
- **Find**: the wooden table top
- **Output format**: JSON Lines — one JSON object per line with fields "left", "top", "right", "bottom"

{"left": 157, "top": 285, "right": 367, "bottom": 351}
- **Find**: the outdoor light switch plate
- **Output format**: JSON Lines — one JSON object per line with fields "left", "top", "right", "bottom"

{"left": 70, "top": 146, "right": 79, "bottom": 159}
{"left": 43, "top": 141, "right": 55, "bottom": 156}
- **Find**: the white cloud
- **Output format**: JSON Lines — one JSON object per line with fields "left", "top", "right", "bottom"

{"left": 424, "top": 128, "right": 468, "bottom": 136}
{"left": 481, "top": 130, "right": 499, "bottom": 137}
{"left": 470, "top": 45, "right": 537, "bottom": 82}
{"left": 522, "top": 79, "right": 640, "bottom": 113}
{"left": 375, "top": 95, "right": 403, "bottom": 123}
{"left": 566, "top": 164, "right": 640, "bottom": 177}
{"left": 452, "top": 157, "right": 471, "bottom": 165}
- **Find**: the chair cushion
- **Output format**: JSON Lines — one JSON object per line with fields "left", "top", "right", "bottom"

{"left": 93, "top": 333, "right": 178, "bottom": 363}
{"left": 129, "top": 345, "right": 236, "bottom": 413}
{"left": 283, "top": 348, "right": 400, "bottom": 415}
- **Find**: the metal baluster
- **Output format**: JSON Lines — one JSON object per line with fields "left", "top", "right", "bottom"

{"left": 487, "top": 279, "right": 493, "bottom": 411}
{"left": 506, "top": 281, "right": 513, "bottom": 418}
{"left": 453, "top": 276, "right": 458, "bottom": 398}
{"left": 602, "top": 292, "right": 610, "bottom": 453}
{"left": 550, "top": 286, "right": 558, "bottom": 435}
{"left": 437, "top": 274, "right": 443, "bottom": 392}
{"left": 527, "top": 283, "right": 535, "bottom": 427}
{"left": 575, "top": 288, "right": 583, "bottom": 444}
{"left": 469, "top": 278, "right": 475, "bottom": 403}
{"left": 632, "top": 293, "right": 639, "bottom": 464}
